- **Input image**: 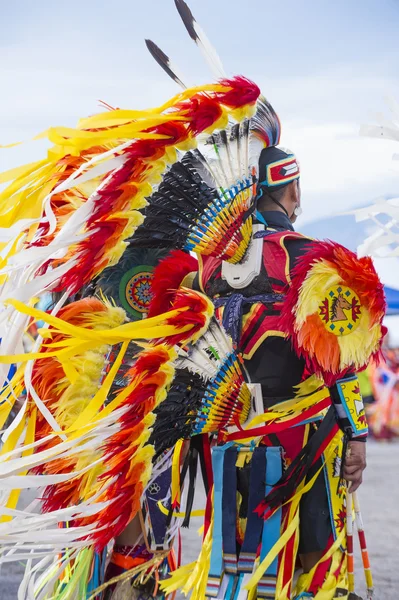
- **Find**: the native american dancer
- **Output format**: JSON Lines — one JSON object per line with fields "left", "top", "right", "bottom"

{"left": 0, "top": 2, "right": 385, "bottom": 599}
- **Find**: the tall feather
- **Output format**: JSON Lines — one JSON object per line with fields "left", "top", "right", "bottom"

{"left": 145, "top": 39, "right": 187, "bottom": 89}
{"left": 174, "top": 0, "right": 226, "bottom": 79}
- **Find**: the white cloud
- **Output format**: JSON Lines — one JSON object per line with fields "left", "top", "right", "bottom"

{"left": 284, "top": 122, "right": 397, "bottom": 193}
{"left": 281, "top": 121, "right": 399, "bottom": 222}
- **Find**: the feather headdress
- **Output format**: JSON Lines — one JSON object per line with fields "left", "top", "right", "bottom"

{"left": 0, "top": 1, "right": 283, "bottom": 597}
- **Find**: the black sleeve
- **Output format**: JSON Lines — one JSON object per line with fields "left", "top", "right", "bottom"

{"left": 284, "top": 238, "right": 311, "bottom": 276}
{"left": 180, "top": 271, "right": 200, "bottom": 290}
{"left": 192, "top": 272, "right": 200, "bottom": 291}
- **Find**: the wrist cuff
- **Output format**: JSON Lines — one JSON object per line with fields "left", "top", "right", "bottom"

{"left": 332, "top": 376, "right": 368, "bottom": 439}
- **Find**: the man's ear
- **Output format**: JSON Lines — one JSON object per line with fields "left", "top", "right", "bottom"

{"left": 286, "top": 180, "right": 298, "bottom": 210}
{"left": 291, "top": 180, "right": 300, "bottom": 204}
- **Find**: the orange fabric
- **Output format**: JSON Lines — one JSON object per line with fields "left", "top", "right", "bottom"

{"left": 111, "top": 552, "right": 150, "bottom": 571}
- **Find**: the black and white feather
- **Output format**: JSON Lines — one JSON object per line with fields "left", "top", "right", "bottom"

{"left": 174, "top": 0, "right": 226, "bottom": 79}
{"left": 145, "top": 39, "right": 187, "bottom": 89}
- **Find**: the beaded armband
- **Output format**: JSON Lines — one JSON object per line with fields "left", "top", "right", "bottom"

{"left": 330, "top": 375, "right": 368, "bottom": 440}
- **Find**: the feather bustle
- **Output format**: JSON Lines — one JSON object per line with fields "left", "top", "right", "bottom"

{"left": 280, "top": 240, "right": 386, "bottom": 385}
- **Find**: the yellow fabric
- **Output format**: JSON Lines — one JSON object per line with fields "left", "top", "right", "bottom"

{"left": 295, "top": 534, "right": 346, "bottom": 599}
{"left": 161, "top": 516, "right": 214, "bottom": 599}
{"left": 239, "top": 386, "right": 330, "bottom": 437}
{"left": 246, "top": 440, "right": 337, "bottom": 594}
{"left": 275, "top": 426, "right": 311, "bottom": 599}
{"left": 157, "top": 500, "right": 205, "bottom": 519}
{"left": 171, "top": 439, "right": 184, "bottom": 506}
{"left": 0, "top": 368, "right": 24, "bottom": 429}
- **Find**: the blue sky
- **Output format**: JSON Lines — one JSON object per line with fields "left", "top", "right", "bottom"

{"left": 1, "top": 0, "right": 399, "bottom": 224}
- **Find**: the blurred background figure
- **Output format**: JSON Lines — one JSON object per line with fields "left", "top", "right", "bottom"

{"left": 366, "top": 324, "right": 399, "bottom": 441}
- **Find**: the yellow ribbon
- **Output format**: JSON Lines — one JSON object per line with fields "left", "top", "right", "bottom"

{"left": 156, "top": 500, "right": 205, "bottom": 519}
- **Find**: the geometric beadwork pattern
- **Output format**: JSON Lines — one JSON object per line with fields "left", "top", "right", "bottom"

{"left": 318, "top": 285, "right": 362, "bottom": 337}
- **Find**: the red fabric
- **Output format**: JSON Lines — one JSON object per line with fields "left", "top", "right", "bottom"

{"left": 199, "top": 230, "right": 309, "bottom": 358}
{"left": 202, "top": 434, "right": 214, "bottom": 491}
{"left": 308, "top": 534, "right": 335, "bottom": 595}
{"left": 225, "top": 396, "right": 331, "bottom": 442}
{"left": 203, "top": 485, "right": 214, "bottom": 540}
{"left": 280, "top": 526, "right": 297, "bottom": 597}
{"left": 269, "top": 158, "right": 299, "bottom": 185}
{"left": 177, "top": 529, "right": 182, "bottom": 568}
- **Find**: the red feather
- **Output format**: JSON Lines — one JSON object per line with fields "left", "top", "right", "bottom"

{"left": 179, "top": 95, "right": 224, "bottom": 136}
{"left": 216, "top": 76, "right": 260, "bottom": 108}
{"left": 148, "top": 250, "right": 198, "bottom": 317}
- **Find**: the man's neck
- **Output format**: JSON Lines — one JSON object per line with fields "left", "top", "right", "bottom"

{"left": 258, "top": 209, "right": 295, "bottom": 232}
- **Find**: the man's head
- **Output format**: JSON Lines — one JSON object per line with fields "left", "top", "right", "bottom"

{"left": 256, "top": 146, "right": 302, "bottom": 223}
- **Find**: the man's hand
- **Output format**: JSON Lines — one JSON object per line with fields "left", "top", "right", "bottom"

{"left": 343, "top": 440, "right": 367, "bottom": 492}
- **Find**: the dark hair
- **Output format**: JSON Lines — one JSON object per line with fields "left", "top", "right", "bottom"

{"left": 257, "top": 185, "right": 287, "bottom": 211}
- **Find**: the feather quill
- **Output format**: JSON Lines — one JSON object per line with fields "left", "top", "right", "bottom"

{"left": 174, "top": 0, "right": 226, "bottom": 79}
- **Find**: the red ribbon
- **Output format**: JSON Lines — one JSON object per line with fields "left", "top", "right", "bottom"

{"left": 225, "top": 397, "right": 331, "bottom": 442}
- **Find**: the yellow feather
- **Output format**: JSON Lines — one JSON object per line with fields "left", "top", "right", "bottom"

{"left": 295, "top": 262, "right": 341, "bottom": 327}
{"left": 337, "top": 312, "right": 381, "bottom": 370}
